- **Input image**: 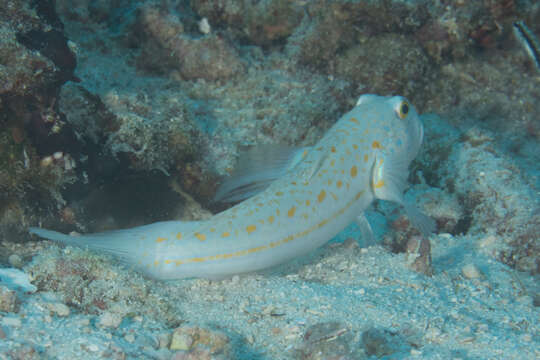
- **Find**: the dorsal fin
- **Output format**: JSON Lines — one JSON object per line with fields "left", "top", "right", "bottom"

{"left": 214, "top": 145, "right": 310, "bottom": 203}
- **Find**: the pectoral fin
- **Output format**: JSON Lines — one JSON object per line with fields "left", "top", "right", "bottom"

{"left": 371, "top": 154, "right": 435, "bottom": 237}
{"left": 356, "top": 213, "right": 376, "bottom": 246}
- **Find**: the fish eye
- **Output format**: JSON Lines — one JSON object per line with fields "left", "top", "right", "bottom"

{"left": 396, "top": 101, "right": 409, "bottom": 119}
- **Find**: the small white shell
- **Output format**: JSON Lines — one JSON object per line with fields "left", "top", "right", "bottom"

{"left": 198, "top": 17, "right": 211, "bottom": 34}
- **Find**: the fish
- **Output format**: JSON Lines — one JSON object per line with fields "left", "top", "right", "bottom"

{"left": 513, "top": 21, "right": 540, "bottom": 71}
{"left": 29, "top": 94, "right": 435, "bottom": 280}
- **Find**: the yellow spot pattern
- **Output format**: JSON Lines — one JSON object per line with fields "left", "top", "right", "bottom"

{"left": 374, "top": 180, "right": 385, "bottom": 188}
{"left": 195, "top": 232, "right": 206, "bottom": 241}
{"left": 288, "top": 206, "right": 296, "bottom": 217}
{"left": 372, "top": 141, "right": 382, "bottom": 149}
{"left": 336, "top": 180, "right": 343, "bottom": 189}
{"left": 171, "top": 190, "right": 366, "bottom": 266}
{"left": 268, "top": 215, "right": 275, "bottom": 224}
{"left": 222, "top": 231, "right": 230, "bottom": 238}
{"left": 246, "top": 225, "right": 257, "bottom": 234}
{"left": 155, "top": 237, "right": 167, "bottom": 243}
{"left": 176, "top": 232, "right": 182, "bottom": 240}
{"left": 318, "top": 189, "right": 326, "bottom": 203}
{"left": 350, "top": 165, "right": 358, "bottom": 178}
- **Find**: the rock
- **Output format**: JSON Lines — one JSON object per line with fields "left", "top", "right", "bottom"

{"left": 136, "top": 5, "right": 243, "bottom": 81}
{"left": 462, "top": 264, "right": 481, "bottom": 279}
{"left": 47, "top": 302, "right": 71, "bottom": 317}
{"left": 0, "top": 285, "right": 19, "bottom": 313}
{"left": 406, "top": 236, "right": 433, "bottom": 276}
{"left": 8, "top": 254, "right": 23, "bottom": 268}
{"left": 294, "top": 322, "right": 365, "bottom": 359}
{"left": 361, "top": 328, "right": 410, "bottom": 358}
{"left": 98, "top": 312, "right": 123, "bottom": 329}
{"left": 169, "top": 326, "right": 231, "bottom": 357}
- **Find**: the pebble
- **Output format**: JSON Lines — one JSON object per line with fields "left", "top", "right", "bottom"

{"left": 47, "top": 302, "right": 70, "bottom": 317}
{"left": 98, "top": 312, "right": 123, "bottom": 329}
{"left": 296, "top": 322, "right": 360, "bottom": 359}
{"left": 124, "top": 333, "right": 135, "bottom": 343}
{"left": 198, "top": 17, "right": 211, "bottom": 34}
{"left": 462, "top": 264, "right": 481, "bottom": 279}
{"left": 170, "top": 331, "right": 193, "bottom": 351}
{"left": 0, "top": 285, "right": 19, "bottom": 313}
{"left": 8, "top": 254, "right": 23, "bottom": 268}
{"left": 169, "top": 326, "right": 231, "bottom": 356}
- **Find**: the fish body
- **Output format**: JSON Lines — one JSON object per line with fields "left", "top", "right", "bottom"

{"left": 30, "top": 95, "right": 434, "bottom": 280}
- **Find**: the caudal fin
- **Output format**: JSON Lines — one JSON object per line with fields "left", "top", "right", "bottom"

{"left": 29, "top": 226, "right": 137, "bottom": 263}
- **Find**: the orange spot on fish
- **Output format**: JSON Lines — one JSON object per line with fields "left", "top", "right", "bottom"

{"left": 288, "top": 206, "right": 296, "bottom": 217}
{"left": 353, "top": 144, "right": 358, "bottom": 150}
{"left": 176, "top": 232, "right": 182, "bottom": 240}
{"left": 222, "top": 231, "right": 230, "bottom": 238}
{"left": 331, "top": 146, "right": 336, "bottom": 153}
{"left": 364, "top": 154, "right": 369, "bottom": 162}
{"left": 246, "top": 225, "right": 257, "bottom": 234}
{"left": 155, "top": 237, "right": 167, "bottom": 243}
{"left": 372, "top": 141, "right": 382, "bottom": 149}
{"left": 336, "top": 180, "right": 343, "bottom": 188}
{"left": 318, "top": 189, "right": 326, "bottom": 203}
{"left": 275, "top": 191, "right": 284, "bottom": 196}
{"left": 374, "top": 180, "right": 385, "bottom": 188}
{"left": 268, "top": 215, "right": 275, "bottom": 224}
{"left": 350, "top": 117, "right": 360, "bottom": 124}
{"left": 306, "top": 199, "right": 310, "bottom": 206}
{"left": 195, "top": 232, "right": 206, "bottom": 241}
{"left": 350, "top": 165, "right": 358, "bottom": 178}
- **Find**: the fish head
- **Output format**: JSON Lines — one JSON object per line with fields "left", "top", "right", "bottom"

{"left": 356, "top": 94, "right": 424, "bottom": 165}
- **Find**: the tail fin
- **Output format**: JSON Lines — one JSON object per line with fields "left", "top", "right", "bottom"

{"left": 29, "top": 227, "right": 135, "bottom": 263}
{"left": 29, "top": 220, "right": 204, "bottom": 264}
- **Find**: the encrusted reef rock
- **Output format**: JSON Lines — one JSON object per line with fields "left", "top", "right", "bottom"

{"left": 0, "top": 0, "right": 78, "bottom": 236}
{"left": 334, "top": 33, "right": 430, "bottom": 97}
{"left": 134, "top": 5, "right": 244, "bottom": 80}
{"left": 191, "top": 0, "right": 304, "bottom": 46}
